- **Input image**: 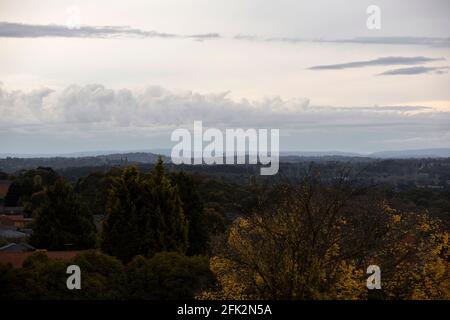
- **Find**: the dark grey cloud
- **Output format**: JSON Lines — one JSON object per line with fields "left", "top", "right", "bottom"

{"left": 309, "top": 56, "right": 444, "bottom": 70}
{"left": 379, "top": 66, "right": 450, "bottom": 76}
{"left": 1, "top": 21, "right": 449, "bottom": 48}
{"left": 248, "top": 36, "right": 450, "bottom": 48}
{"left": 0, "top": 22, "right": 220, "bottom": 40}
{"left": 325, "top": 37, "right": 450, "bottom": 47}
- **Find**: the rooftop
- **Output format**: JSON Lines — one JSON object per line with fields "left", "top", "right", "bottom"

{"left": 0, "top": 242, "right": 35, "bottom": 252}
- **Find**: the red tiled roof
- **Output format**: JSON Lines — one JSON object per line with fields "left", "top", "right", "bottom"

{"left": 0, "top": 215, "right": 25, "bottom": 221}
{"left": 0, "top": 251, "right": 83, "bottom": 268}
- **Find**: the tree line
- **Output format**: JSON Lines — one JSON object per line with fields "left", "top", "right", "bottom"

{"left": 0, "top": 161, "right": 448, "bottom": 299}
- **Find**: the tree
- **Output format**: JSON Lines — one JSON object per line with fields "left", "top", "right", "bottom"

{"left": 125, "top": 252, "right": 213, "bottom": 299}
{"left": 144, "top": 159, "right": 188, "bottom": 255}
{"left": 4, "top": 167, "right": 58, "bottom": 208}
{"left": 0, "top": 171, "right": 8, "bottom": 180}
{"left": 30, "top": 178, "right": 96, "bottom": 250}
{"left": 368, "top": 208, "right": 450, "bottom": 299}
{"left": 101, "top": 166, "right": 146, "bottom": 262}
{"left": 101, "top": 160, "right": 188, "bottom": 263}
{"left": 171, "top": 171, "right": 209, "bottom": 255}
{"left": 0, "top": 250, "right": 125, "bottom": 300}
{"left": 70, "top": 250, "right": 124, "bottom": 299}
{"left": 206, "top": 171, "right": 450, "bottom": 300}
{"left": 16, "top": 251, "right": 70, "bottom": 299}
{"left": 75, "top": 171, "right": 114, "bottom": 216}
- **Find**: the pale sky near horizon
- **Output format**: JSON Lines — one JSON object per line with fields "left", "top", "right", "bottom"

{"left": 0, "top": 0, "right": 450, "bottom": 154}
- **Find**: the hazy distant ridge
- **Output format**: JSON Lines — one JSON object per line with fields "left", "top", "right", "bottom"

{"left": 1, "top": 148, "right": 450, "bottom": 173}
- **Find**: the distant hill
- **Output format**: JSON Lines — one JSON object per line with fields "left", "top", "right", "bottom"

{"left": 1, "top": 148, "right": 450, "bottom": 173}
{"left": 369, "top": 148, "right": 450, "bottom": 159}
{"left": 0, "top": 152, "right": 164, "bottom": 173}
{"left": 0, "top": 149, "right": 163, "bottom": 159}
{"left": 283, "top": 148, "right": 450, "bottom": 159}
{"left": 281, "top": 151, "right": 363, "bottom": 157}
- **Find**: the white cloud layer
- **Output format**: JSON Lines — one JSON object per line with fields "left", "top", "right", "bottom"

{"left": 1, "top": 83, "right": 450, "bottom": 153}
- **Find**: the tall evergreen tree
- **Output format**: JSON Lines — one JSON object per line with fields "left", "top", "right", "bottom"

{"left": 101, "top": 166, "right": 144, "bottom": 262}
{"left": 171, "top": 171, "right": 208, "bottom": 255}
{"left": 144, "top": 159, "right": 188, "bottom": 255}
{"left": 101, "top": 160, "right": 188, "bottom": 262}
{"left": 30, "top": 178, "right": 96, "bottom": 250}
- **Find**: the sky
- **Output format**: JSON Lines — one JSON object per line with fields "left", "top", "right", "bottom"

{"left": 0, "top": 0, "right": 450, "bottom": 154}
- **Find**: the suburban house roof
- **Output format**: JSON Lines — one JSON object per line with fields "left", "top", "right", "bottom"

{"left": 1, "top": 215, "right": 25, "bottom": 221}
{"left": 0, "top": 207, "right": 24, "bottom": 214}
{"left": 0, "top": 229, "right": 27, "bottom": 239}
{"left": 0, "top": 242, "right": 35, "bottom": 252}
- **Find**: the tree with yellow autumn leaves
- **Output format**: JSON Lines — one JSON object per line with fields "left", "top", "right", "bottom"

{"left": 201, "top": 171, "right": 449, "bottom": 300}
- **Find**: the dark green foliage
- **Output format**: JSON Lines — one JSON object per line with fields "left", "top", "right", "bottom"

{"left": 100, "top": 166, "right": 145, "bottom": 262}
{"left": 0, "top": 171, "right": 8, "bottom": 179}
{"left": 146, "top": 159, "right": 188, "bottom": 256}
{"left": 171, "top": 171, "right": 209, "bottom": 255}
{"left": 30, "top": 178, "right": 96, "bottom": 250}
{"left": 0, "top": 251, "right": 213, "bottom": 300}
{"left": 4, "top": 167, "right": 58, "bottom": 207}
{"left": 101, "top": 160, "right": 188, "bottom": 263}
{"left": 74, "top": 172, "right": 115, "bottom": 216}
{"left": 0, "top": 263, "right": 23, "bottom": 299}
{"left": 0, "top": 251, "right": 123, "bottom": 300}
{"left": 16, "top": 252, "right": 70, "bottom": 300}
{"left": 69, "top": 250, "right": 124, "bottom": 299}
{"left": 125, "top": 252, "right": 213, "bottom": 299}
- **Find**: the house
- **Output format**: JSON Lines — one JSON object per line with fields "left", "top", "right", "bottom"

{"left": 0, "top": 229, "right": 28, "bottom": 241}
{"left": 0, "top": 215, "right": 33, "bottom": 229}
{"left": 0, "top": 206, "right": 24, "bottom": 214}
{"left": 0, "top": 242, "right": 35, "bottom": 252}
{"left": 0, "top": 250, "right": 83, "bottom": 268}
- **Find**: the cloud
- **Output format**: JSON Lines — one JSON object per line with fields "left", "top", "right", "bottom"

{"left": 324, "top": 37, "right": 450, "bottom": 47}
{"left": 0, "top": 22, "right": 220, "bottom": 40}
{"left": 1, "top": 83, "right": 448, "bottom": 131}
{"left": 1, "top": 22, "right": 449, "bottom": 49}
{"left": 379, "top": 66, "right": 450, "bottom": 75}
{"left": 309, "top": 56, "right": 444, "bottom": 70}
{"left": 251, "top": 36, "right": 450, "bottom": 48}
{"left": 1, "top": 83, "right": 449, "bottom": 153}
{"left": 336, "top": 105, "right": 432, "bottom": 112}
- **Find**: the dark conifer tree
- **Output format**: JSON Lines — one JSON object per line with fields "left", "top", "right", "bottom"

{"left": 101, "top": 160, "right": 188, "bottom": 262}
{"left": 144, "top": 159, "right": 188, "bottom": 255}
{"left": 171, "top": 171, "right": 208, "bottom": 255}
{"left": 30, "top": 177, "right": 96, "bottom": 250}
{"left": 101, "top": 166, "right": 143, "bottom": 262}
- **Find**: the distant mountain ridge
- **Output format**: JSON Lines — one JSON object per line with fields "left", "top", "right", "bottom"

{"left": 369, "top": 148, "right": 450, "bottom": 158}
{"left": 0, "top": 152, "right": 164, "bottom": 173}
{"left": 1, "top": 148, "right": 450, "bottom": 173}
{"left": 2, "top": 148, "right": 450, "bottom": 159}
{"left": 282, "top": 148, "right": 450, "bottom": 159}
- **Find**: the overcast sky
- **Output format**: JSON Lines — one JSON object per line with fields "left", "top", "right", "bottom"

{"left": 0, "top": 0, "right": 450, "bottom": 154}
